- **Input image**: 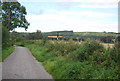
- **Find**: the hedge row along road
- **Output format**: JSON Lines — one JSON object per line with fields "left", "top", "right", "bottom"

{"left": 2, "top": 46, "right": 53, "bottom": 79}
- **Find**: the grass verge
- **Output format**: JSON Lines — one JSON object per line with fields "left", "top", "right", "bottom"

{"left": 0, "top": 54, "right": 2, "bottom": 62}
{"left": 2, "top": 46, "right": 14, "bottom": 62}
{"left": 25, "top": 40, "right": 119, "bottom": 79}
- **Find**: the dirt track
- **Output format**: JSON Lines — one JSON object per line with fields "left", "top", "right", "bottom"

{"left": 2, "top": 46, "right": 53, "bottom": 79}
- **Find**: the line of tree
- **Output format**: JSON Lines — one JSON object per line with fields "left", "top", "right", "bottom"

{"left": 26, "top": 30, "right": 43, "bottom": 40}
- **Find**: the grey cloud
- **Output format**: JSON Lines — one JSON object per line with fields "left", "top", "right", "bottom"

{"left": 55, "top": 2, "right": 73, "bottom": 11}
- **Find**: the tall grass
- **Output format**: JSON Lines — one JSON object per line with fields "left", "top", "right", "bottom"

{"left": 0, "top": 54, "right": 2, "bottom": 62}
{"left": 2, "top": 46, "right": 14, "bottom": 62}
{"left": 26, "top": 40, "right": 120, "bottom": 79}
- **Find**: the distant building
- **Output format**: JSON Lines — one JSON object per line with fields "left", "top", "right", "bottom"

{"left": 48, "top": 36, "right": 64, "bottom": 38}
{"left": 47, "top": 30, "right": 73, "bottom": 40}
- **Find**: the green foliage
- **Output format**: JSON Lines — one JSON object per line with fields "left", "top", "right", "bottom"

{"left": 100, "top": 36, "right": 114, "bottom": 43}
{"left": 53, "top": 61, "right": 93, "bottom": 79}
{"left": 2, "top": 46, "right": 14, "bottom": 61}
{"left": 2, "top": 26, "right": 11, "bottom": 48}
{"left": 2, "top": 2, "right": 30, "bottom": 31}
{"left": 15, "top": 42, "right": 26, "bottom": 47}
{"left": 26, "top": 30, "right": 43, "bottom": 40}
{"left": 26, "top": 40, "right": 119, "bottom": 79}
{"left": 40, "top": 37, "right": 48, "bottom": 46}
{"left": 45, "top": 41, "right": 78, "bottom": 56}
{"left": 25, "top": 44, "right": 49, "bottom": 62}
{"left": 69, "top": 40, "right": 104, "bottom": 61}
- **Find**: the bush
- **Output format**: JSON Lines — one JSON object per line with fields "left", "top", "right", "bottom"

{"left": 2, "top": 26, "right": 11, "bottom": 48}
{"left": 40, "top": 37, "right": 48, "bottom": 46}
{"left": 93, "top": 67, "right": 118, "bottom": 79}
{"left": 15, "top": 42, "right": 26, "bottom": 47}
{"left": 106, "top": 46, "right": 119, "bottom": 64}
{"left": 69, "top": 40, "right": 104, "bottom": 61}
{"left": 54, "top": 61, "right": 95, "bottom": 79}
{"left": 42, "top": 57, "right": 68, "bottom": 79}
{"left": 26, "top": 40, "right": 119, "bottom": 79}
{"left": 45, "top": 41, "right": 79, "bottom": 56}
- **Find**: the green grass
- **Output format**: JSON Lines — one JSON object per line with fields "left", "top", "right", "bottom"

{"left": 0, "top": 56, "right": 1, "bottom": 62}
{"left": 2, "top": 46, "right": 14, "bottom": 62}
{"left": 74, "top": 32, "right": 117, "bottom": 36}
{"left": 25, "top": 40, "right": 119, "bottom": 79}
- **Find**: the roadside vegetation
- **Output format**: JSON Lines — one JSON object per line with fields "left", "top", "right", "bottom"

{"left": 2, "top": 47, "right": 14, "bottom": 62}
{"left": 1, "top": 1, "right": 29, "bottom": 62}
{"left": 0, "top": 54, "right": 2, "bottom": 62}
{"left": 24, "top": 39, "right": 120, "bottom": 79}
{"left": 1, "top": 1, "right": 119, "bottom": 79}
{"left": 1, "top": 26, "right": 15, "bottom": 62}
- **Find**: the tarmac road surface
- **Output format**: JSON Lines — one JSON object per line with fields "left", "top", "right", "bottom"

{"left": 2, "top": 46, "right": 53, "bottom": 79}
{"left": 0, "top": 62, "right": 2, "bottom": 80}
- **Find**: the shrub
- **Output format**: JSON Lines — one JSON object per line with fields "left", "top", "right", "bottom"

{"left": 26, "top": 40, "right": 119, "bottom": 79}
{"left": 45, "top": 41, "right": 79, "bottom": 56}
{"left": 93, "top": 67, "right": 118, "bottom": 79}
{"left": 40, "top": 37, "right": 48, "bottom": 46}
{"left": 69, "top": 40, "right": 104, "bottom": 61}
{"left": 43, "top": 57, "right": 66, "bottom": 76}
{"left": 45, "top": 41, "right": 55, "bottom": 52}
{"left": 2, "top": 26, "right": 12, "bottom": 48}
{"left": 54, "top": 61, "right": 95, "bottom": 79}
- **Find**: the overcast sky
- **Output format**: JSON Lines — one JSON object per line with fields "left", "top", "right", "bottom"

{"left": 16, "top": 0, "right": 119, "bottom": 32}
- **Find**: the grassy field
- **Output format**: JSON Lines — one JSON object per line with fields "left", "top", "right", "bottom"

{"left": 25, "top": 40, "right": 119, "bottom": 79}
{"left": 74, "top": 32, "right": 118, "bottom": 36}
{"left": 2, "top": 47, "right": 14, "bottom": 62}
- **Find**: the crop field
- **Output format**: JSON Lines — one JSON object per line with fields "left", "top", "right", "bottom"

{"left": 74, "top": 32, "right": 117, "bottom": 36}
{"left": 46, "top": 40, "right": 115, "bottom": 49}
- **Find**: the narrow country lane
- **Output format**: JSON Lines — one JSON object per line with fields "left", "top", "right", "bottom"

{"left": 2, "top": 46, "right": 53, "bottom": 79}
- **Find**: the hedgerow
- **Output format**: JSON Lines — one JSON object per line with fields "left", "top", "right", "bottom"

{"left": 26, "top": 40, "right": 120, "bottom": 79}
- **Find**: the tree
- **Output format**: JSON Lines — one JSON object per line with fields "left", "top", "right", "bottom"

{"left": 2, "top": 26, "right": 10, "bottom": 48}
{"left": 26, "top": 30, "right": 43, "bottom": 40}
{"left": 100, "top": 36, "right": 113, "bottom": 43}
{"left": 2, "top": 1, "right": 30, "bottom": 31}
{"left": 0, "top": 1, "right": 2, "bottom": 49}
{"left": 35, "top": 30, "right": 43, "bottom": 39}
{"left": 116, "top": 36, "right": 120, "bottom": 42}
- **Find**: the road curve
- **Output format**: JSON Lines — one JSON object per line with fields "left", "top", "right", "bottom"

{"left": 2, "top": 46, "right": 53, "bottom": 79}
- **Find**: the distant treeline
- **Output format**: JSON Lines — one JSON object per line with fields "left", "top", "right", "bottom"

{"left": 43, "top": 31, "right": 119, "bottom": 43}
{"left": 10, "top": 30, "right": 120, "bottom": 43}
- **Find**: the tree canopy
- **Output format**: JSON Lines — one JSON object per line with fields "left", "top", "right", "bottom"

{"left": 2, "top": 1, "right": 30, "bottom": 31}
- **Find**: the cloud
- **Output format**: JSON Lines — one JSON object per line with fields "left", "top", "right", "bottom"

{"left": 19, "top": 0, "right": 119, "bottom": 3}
{"left": 46, "top": 9, "right": 56, "bottom": 12}
{"left": 56, "top": 10, "right": 115, "bottom": 18}
{"left": 16, "top": 0, "right": 118, "bottom": 32}
{"left": 27, "top": 10, "right": 115, "bottom": 23}
{"left": 78, "top": 3, "right": 117, "bottom": 8}
{"left": 72, "top": 0, "right": 119, "bottom": 3}
{"left": 45, "top": 8, "right": 115, "bottom": 18}
{"left": 34, "top": 9, "right": 45, "bottom": 15}
{"left": 55, "top": 2, "right": 74, "bottom": 11}
{"left": 22, "top": 11, "right": 117, "bottom": 32}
